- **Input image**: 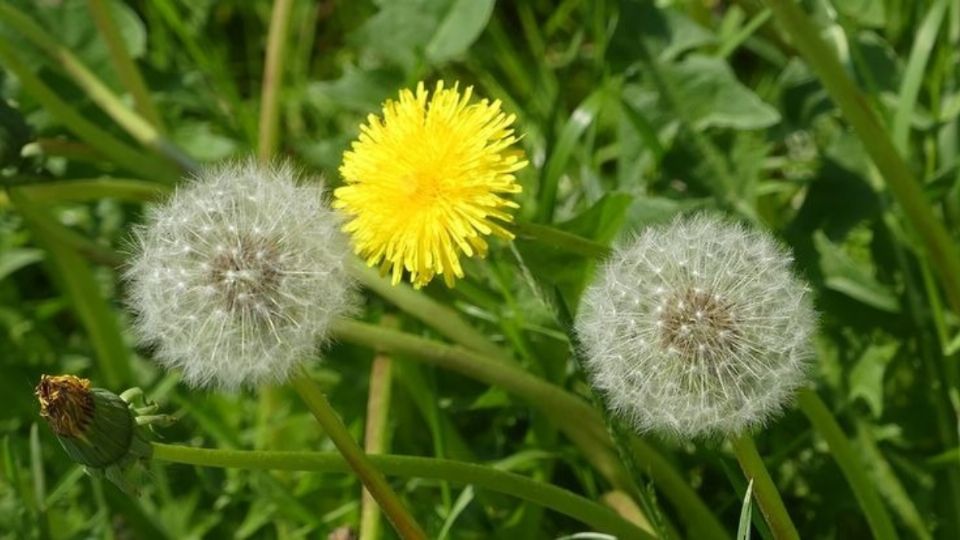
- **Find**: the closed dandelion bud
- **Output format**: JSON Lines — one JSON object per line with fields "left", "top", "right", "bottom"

{"left": 575, "top": 215, "right": 816, "bottom": 439}
{"left": 36, "top": 375, "right": 150, "bottom": 469}
{"left": 125, "top": 160, "right": 357, "bottom": 391}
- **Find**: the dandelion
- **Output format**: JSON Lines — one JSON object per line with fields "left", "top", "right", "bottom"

{"left": 125, "top": 161, "right": 356, "bottom": 391}
{"left": 335, "top": 81, "right": 528, "bottom": 288}
{"left": 36, "top": 374, "right": 153, "bottom": 494}
{"left": 575, "top": 215, "right": 815, "bottom": 439}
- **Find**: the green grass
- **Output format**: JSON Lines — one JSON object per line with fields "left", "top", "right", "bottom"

{"left": 1, "top": 0, "right": 959, "bottom": 538}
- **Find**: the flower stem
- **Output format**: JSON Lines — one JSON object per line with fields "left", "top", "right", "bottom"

{"left": 796, "top": 388, "right": 899, "bottom": 540}
{"left": 729, "top": 434, "right": 799, "bottom": 540}
{"left": 258, "top": 0, "right": 295, "bottom": 161}
{"left": 151, "top": 443, "right": 654, "bottom": 539}
{"left": 360, "top": 338, "right": 395, "bottom": 540}
{"left": 760, "top": 0, "right": 960, "bottom": 316}
{"left": 331, "top": 318, "right": 731, "bottom": 540}
{"left": 289, "top": 371, "right": 426, "bottom": 540}
{"left": 350, "top": 261, "right": 507, "bottom": 358}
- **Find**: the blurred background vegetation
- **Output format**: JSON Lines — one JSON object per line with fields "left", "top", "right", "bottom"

{"left": 1, "top": 0, "right": 959, "bottom": 538}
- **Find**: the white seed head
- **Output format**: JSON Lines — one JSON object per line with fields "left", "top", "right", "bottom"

{"left": 575, "top": 214, "right": 815, "bottom": 439}
{"left": 125, "top": 160, "right": 356, "bottom": 391}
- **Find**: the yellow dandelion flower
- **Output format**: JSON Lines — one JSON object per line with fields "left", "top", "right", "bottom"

{"left": 335, "top": 81, "right": 528, "bottom": 288}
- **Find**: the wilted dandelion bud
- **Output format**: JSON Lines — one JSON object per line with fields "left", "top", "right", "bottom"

{"left": 575, "top": 215, "right": 815, "bottom": 439}
{"left": 126, "top": 161, "right": 356, "bottom": 391}
{"left": 36, "top": 375, "right": 152, "bottom": 471}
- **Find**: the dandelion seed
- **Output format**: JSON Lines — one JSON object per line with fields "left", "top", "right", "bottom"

{"left": 575, "top": 214, "right": 816, "bottom": 439}
{"left": 335, "top": 81, "right": 528, "bottom": 288}
{"left": 125, "top": 160, "right": 356, "bottom": 391}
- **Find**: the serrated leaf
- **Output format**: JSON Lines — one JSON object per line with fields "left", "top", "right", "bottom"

{"left": 849, "top": 342, "right": 898, "bottom": 417}
{"left": 814, "top": 231, "right": 900, "bottom": 312}
{"left": 663, "top": 55, "right": 781, "bottom": 131}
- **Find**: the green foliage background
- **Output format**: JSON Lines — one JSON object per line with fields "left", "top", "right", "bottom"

{"left": 1, "top": 0, "right": 959, "bottom": 538}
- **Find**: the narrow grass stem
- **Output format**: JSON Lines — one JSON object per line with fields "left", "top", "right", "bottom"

{"left": 796, "top": 388, "right": 899, "bottom": 540}
{"left": 289, "top": 371, "right": 427, "bottom": 540}
{"left": 86, "top": 0, "right": 165, "bottom": 131}
{"left": 258, "top": 0, "right": 295, "bottom": 161}
{"left": 360, "top": 336, "right": 396, "bottom": 540}
{"left": 151, "top": 443, "right": 654, "bottom": 539}
{"left": 761, "top": 0, "right": 960, "bottom": 317}
{"left": 730, "top": 434, "right": 799, "bottom": 540}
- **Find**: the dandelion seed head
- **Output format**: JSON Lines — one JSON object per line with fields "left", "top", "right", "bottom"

{"left": 125, "top": 160, "right": 356, "bottom": 391}
{"left": 575, "top": 214, "right": 816, "bottom": 439}
{"left": 335, "top": 81, "right": 528, "bottom": 288}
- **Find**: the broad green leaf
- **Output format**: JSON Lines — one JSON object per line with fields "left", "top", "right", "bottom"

{"left": 663, "top": 55, "right": 781, "bottom": 131}
{"left": 0, "top": 248, "right": 44, "bottom": 282}
{"left": 611, "top": 0, "right": 715, "bottom": 67}
{"left": 814, "top": 231, "right": 900, "bottom": 313}
{"left": 834, "top": 0, "right": 886, "bottom": 28}
{"left": 849, "top": 342, "right": 897, "bottom": 417}
{"left": 426, "top": 0, "right": 495, "bottom": 62}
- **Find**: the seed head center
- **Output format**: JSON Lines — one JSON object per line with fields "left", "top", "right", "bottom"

{"left": 659, "top": 288, "right": 739, "bottom": 361}
{"left": 208, "top": 235, "right": 282, "bottom": 314}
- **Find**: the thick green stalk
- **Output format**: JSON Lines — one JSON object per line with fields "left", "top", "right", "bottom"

{"left": 331, "top": 318, "right": 731, "bottom": 540}
{"left": 350, "top": 261, "right": 507, "bottom": 358}
{"left": 761, "top": 0, "right": 960, "bottom": 316}
{"left": 151, "top": 443, "right": 653, "bottom": 539}
{"left": 289, "top": 371, "right": 427, "bottom": 540}
{"left": 0, "top": 36, "right": 171, "bottom": 181}
{"left": 0, "top": 3, "right": 196, "bottom": 174}
{"left": 86, "top": 0, "right": 164, "bottom": 131}
{"left": 730, "top": 434, "right": 799, "bottom": 540}
{"left": 258, "top": 0, "right": 295, "bottom": 160}
{"left": 796, "top": 389, "right": 898, "bottom": 540}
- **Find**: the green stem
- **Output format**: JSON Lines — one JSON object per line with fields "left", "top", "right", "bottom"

{"left": 796, "top": 389, "right": 898, "bottom": 540}
{"left": 512, "top": 222, "right": 611, "bottom": 258}
{"left": 761, "top": 0, "right": 960, "bottom": 316}
{"left": 730, "top": 434, "right": 799, "bottom": 540}
{"left": 0, "top": 35, "right": 171, "bottom": 181}
{"left": 151, "top": 443, "right": 654, "bottom": 539}
{"left": 86, "top": 0, "right": 165, "bottom": 131}
{"left": 258, "top": 0, "right": 294, "bottom": 161}
{"left": 331, "top": 318, "right": 731, "bottom": 540}
{"left": 288, "top": 371, "right": 427, "bottom": 540}
{"left": 350, "top": 261, "right": 507, "bottom": 358}
{"left": 0, "top": 2, "right": 196, "bottom": 174}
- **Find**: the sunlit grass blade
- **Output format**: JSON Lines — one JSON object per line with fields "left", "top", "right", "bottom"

{"left": 86, "top": 0, "right": 165, "bottom": 131}
{"left": 796, "top": 389, "right": 898, "bottom": 540}
{"left": 0, "top": 35, "right": 173, "bottom": 181}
